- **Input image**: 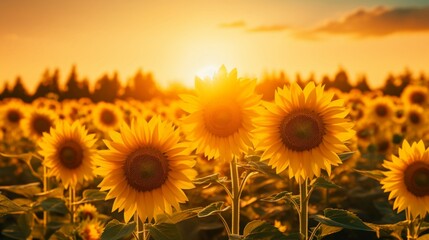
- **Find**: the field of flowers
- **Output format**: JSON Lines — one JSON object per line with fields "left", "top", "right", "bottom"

{"left": 0, "top": 66, "right": 428, "bottom": 240}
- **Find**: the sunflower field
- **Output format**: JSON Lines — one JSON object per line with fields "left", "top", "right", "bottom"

{"left": 1, "top": 66, "right": 429, "bottom": 240}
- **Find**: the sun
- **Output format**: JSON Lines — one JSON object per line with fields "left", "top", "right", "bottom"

{"left": 195, "top": 65, "right": 219, "bottom": 79}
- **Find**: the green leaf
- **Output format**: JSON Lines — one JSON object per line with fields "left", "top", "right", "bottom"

{"left": 354, "top": 169, "right": 385, "bottom": 181}
{"left": 35, "top": 187, "right": 64, "bottom": 198}
{"left": 317, "top": 225, "right": 342, "bottom": 240}
{"left": 156, "top": 208, "right": 202, "bottom": 224}
{"left": 242, "top": 220, "right": 286, "bottom": 240}
{"left": 149, "top": 222, "right": 183, "bottom": 240}
{"left": 1, "top": 213, "right": 33, "bottom": 240}
{"left": 0, "top": 194, "right": 26, "bottom": 216}
{"left": 198, "top": 201, "right": 230, "bottom": 218}
{"left": 311, "top": 177, "right": 341, "bottom": 189}
{"left": 193, "top": 173, "right": 220, "bottom": 185}
{"left": 312, "top": 208, "right": 373, "bottom": 232}
{"left": 101, "top": 219, "right": 136, "bottom": 240}
{"left": 338, "top": 152, "right": 355, "bottom": 162}
{"left": 0, "top": 182, "right": 41, "bottom": 198}
{"left": 261, "top": 191, "right": 293, "bottom": 202}
{"left": 50, "top": 224, "right": 75, "bottom": 240}
{"left": 366, "top": 221, "right": 407, "bottom": 240}
{"left": 82, "top": 189, "right": 107, "bottom": 202}
{"left": 242, "top": 155, "right": 282, "bottom": 179}
{"left": 40, "top": 198, "right": 68, "bottom": 214}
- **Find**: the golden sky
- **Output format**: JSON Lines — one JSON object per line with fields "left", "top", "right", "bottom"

{"left": 1, "top": 0, "right": 429, "bottom": 91}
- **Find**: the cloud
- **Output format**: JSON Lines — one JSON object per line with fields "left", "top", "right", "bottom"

{"left": 247, "top": 24, "right": 288, "bottom": 32}
{"left": 219, "top": 21, "right": 246, "bottom": 28}
{"left": 306, "top": 6, "right": 429, "bottom": 37}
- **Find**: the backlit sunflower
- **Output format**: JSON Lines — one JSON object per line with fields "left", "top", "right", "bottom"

{"left": 401, "top": 85, "right": 428, "bottom": 106}
{"left": 96, "top": 117, "right": 197, "bottom": 222}
{"left": 365, "top": 96, "right": 395, "bottom": 125}
{"left": 0, "top": 99, "right": 26, "bottom": 131}
{"left": 381, "top": 140, "right": 429, "bottom": 217}
{"left": 92, "top": 102, "right": 123, "bottom": 133}
{"left": 39, "top": 121, "right": 97, "bottom": 188}
{"left": 256, "top": 82, "right": 355, "bottom": 180}
{"left": 21, "top": 108, "right": 58, "bottom": 140}
{"left": 180, "top": 66, "right": 261, "bottom": 161}
{"left": 403, "top": 105, "right": 429, "bottom": 140}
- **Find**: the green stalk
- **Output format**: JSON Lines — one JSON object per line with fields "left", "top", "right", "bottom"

{"left": 299, "top": 179, "right": 309, "bottom": 240}
{"left": 43, "top": 166, "right": 49, "bottom": 232}
{"left": 69, "top": 187, "right": 76, "bottom": 224}
{"left": 230, "top": 157, "right": 241, "bottom": 235}
{"left": 406, "top": 209, "right": 419, "bottom": 240}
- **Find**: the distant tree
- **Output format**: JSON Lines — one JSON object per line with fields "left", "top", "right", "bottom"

{"left": 63, "top": 66, "right": 83, "bottom": 99}
{"left": 295, "top": 73, "right": 306, "bottom": 88}
{"left": 256, "top": 71, "right": 289, "bottom": 101}
{"left": 332, "top": 69, "right": 352, "bottom": 92}
{"left": 0, "top": 82, "right": 11, "bottom": 100}
{"left": 122, "top": 70, "right": 160, "bottom": 101}
{"left": 80, "top": 79, "right": 91, "bottom": 99}
{"left": 11, "top": 77, "right": 31, "bottom": 102}
{"left": 92, "top": 73, "right": 121, "bottom": 102}
{"left": 321, "top": 75, "right": 332, "bottom": 89}
{"left": 355, "top": 75, "right": 371, "bottom": 92}
{"left": 33, "top": 69, "right": 51, "bottom": 100}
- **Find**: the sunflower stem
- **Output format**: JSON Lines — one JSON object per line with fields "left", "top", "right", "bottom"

{"left": 406, "top": 209, "right": 420, "bottom": 240}
{"left": 230, "top": 157, "right": 241, "bottom": 236}
{"left": 69, "top": 187, "right": 76, "bottom": 224}
{"left": 299, "top": 178, "right": 309, "bottom": 240}
{"left": 43, "top": 166, "right": 49, "bottom": 233}
{"left": 134, "top": 213, "right": 144, "bottom": 240}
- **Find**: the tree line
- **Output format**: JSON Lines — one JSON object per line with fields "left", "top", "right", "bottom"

{"left": 0, "top": 66, "right": 427, "bottom": 102}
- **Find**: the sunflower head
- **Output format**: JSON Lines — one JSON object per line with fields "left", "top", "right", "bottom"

{"left": 256, "top": 82, "right": 355, "bottom": 181}
{"left": 77, "top": 203, "right": 99, "bottom": 221}
{"left": 96, "top": 117, "right": 197, "bottom": 222}
{"left": 92, "top": 102, "right": 123, "bottom": 133}
{"left": 21, "top": 108, "right": 58, "bottom": 140}
{"left": 39, "top": 121, "right": 97, "bottom": 188}
{"left": 0, "top": 99, "right": 26, "bottom": 131}
{"left": 365, "top": 96, "right": 395, "bottom": 124}
{"left": 78, "top": 220, "right": 104, "bottom": 240}
{"left": 401, "top": 85, "right": 428, "bottom": 106}
{"left": 180, "top": 66, "right": 261, "bottom": 161}
{"left": 381, "top": 140, "right": 429, "bottom": 217}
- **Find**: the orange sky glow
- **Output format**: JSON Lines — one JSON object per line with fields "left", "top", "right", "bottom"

{"left": 1, "top": 0, "right": 429, "bottom": 92}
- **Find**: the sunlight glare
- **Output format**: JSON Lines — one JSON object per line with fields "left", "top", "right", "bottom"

{"left": 195, "top": 65, "right": 218, "bottom": 79}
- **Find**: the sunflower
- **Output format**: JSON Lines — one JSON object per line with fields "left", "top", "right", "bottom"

{"left": 39, "top": 121, "right": 97, "bottom": 188}
{"left": 96, "top": 117, "right": 197, "bottom": 222}
{"left": 0, "top": 99, "right": 26, "bottom": 131}
{"left": 256, "top": 82, "right": 354, "bottom": 180}
{"left": 401, "top": 85, "right": 428, "bottom": 106}
{"left": 403, "top": 105, "right": 429, "bottom": 140}
{"left": 381, "top": 140, "right": 429, "bottom": 217}
{"left": 92, "top": 102, "right": 123, "bottom": 133}
{"left": 21, "top": 108, "right": 58, "bottom": 140}
{"left": 180, "top": 66, "right": 261, "bottom": 161}
{"left": 78, "top": 219, "right": 104, "bottom": 240}
{"left": 365, "top": 96, "right": 396, "bottom": 125}
{"left": 77, "top": 203, "right": 99, "bottom": 221}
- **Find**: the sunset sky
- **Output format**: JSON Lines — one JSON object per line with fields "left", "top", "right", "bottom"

{"left": 1, "top": 0, "right": 429, "bottom": 91}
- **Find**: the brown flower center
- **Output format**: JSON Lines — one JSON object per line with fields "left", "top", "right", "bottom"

{"left": 7, "top": 110, "right": 21, "bottom": 123}
{"left": 203, "top": 102, "right": 242, "bottom": 137}
{"left": 410, "top": 91, "right": 426, "bottom": 105}
{"left": 409, "top": 111, "right": 421, "bottom": 125}
{"left": 280, "top": 110, "right": 325, "bottom": 151}
{"left": 375, "top": 104, "right": 388, "bottom": 118}
{"left": 32, "top": 115, "right": 52, "bottom": 136}
{"left": 59, "top": 140, "right": 84, "bottom": 169}
{"left": 100, "top": 109, "right": 116, "bottom": 125}
{"left": 404, "top": 161, "right": 429, "bottom": 197}
{"left": 124, "top": 147, "right": 169, "bottom": 192}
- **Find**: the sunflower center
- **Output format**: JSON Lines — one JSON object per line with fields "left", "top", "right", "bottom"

{"left": 32, "top": 116, "right": 52, "bottom": 136}
{"left": 59, "top": 140, "right": 84, "bottom": 169}
{"left": 409, "top": 112, "right": 421, "bottom": 125}
{"left": 375, "top": 105, "right": 388, "bottom": 118}
{"left": 124, "top": 148, "right": 169, "bottom": 192}
{"left": 7, "top": 110, "right": 21, "bottom": 123}
{"left": 280, "top": 110, "right": 325, "bottom": 151}
{"left": 404, "top": 161, "right": 429, "bottom": 197}
{"left": 100, "top": 109, "right": 116, "bottom": 125}
{"left": 410, "top": 92, "right": 425, "bottom": 105}
{"left": 203, "top": 102, "right": 242, "bottom": 137}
